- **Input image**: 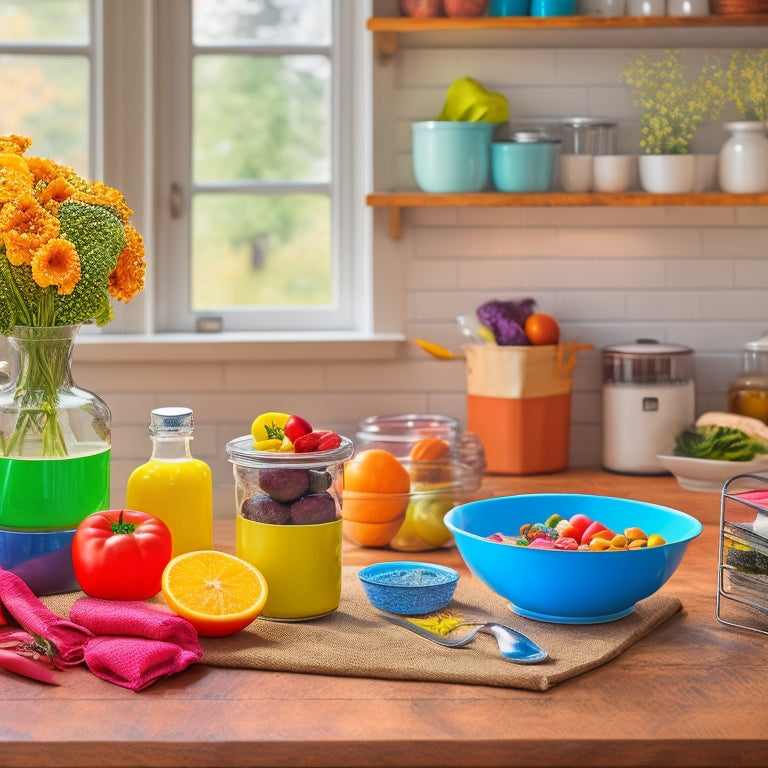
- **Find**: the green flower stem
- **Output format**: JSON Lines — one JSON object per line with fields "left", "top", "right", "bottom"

{"left": 3, "top": 325, "right": 78, "bottom": 458}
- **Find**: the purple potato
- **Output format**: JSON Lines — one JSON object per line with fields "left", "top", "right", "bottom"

{"left": 240, "top": 494, "right": 292, "bottom": 525}
{"left": 290, "top": 492, "right": 337, "bottom": 525}
{"left": 308, "top": 468, "right": 333, "bottom": 493}
{"left": 258, "top": 467, "right": 310, "bottom": 502}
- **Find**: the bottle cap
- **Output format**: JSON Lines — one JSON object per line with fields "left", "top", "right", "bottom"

{"left": 150, "top": 406, "right": 194, "bottom": 435}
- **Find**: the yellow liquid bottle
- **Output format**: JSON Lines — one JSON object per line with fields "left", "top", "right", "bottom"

{"left": 126, "top": 407, "right": 213, "bottom": 558}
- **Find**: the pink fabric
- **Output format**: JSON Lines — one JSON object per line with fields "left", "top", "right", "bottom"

{"left": 0, "top": 570, "right": 202, "bottom": 691}
{"left": 0, "top": 569, "right": 91, "bottom": 668}
{"left": 69, "top": 598, "right": 203, "bottom": 691}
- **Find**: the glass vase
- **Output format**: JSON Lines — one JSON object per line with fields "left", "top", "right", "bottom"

{"left": 0, "top": 324, "right": 111, "bottom": 530}
{"left": 718, "top": 121, "right": 768, "bottom": 194}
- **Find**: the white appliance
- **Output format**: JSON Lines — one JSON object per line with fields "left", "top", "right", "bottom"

{"left": 602, "top": 340, "right": 695, "bottom": 475}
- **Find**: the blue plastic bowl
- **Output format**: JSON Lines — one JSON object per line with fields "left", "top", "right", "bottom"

{"left": 0, "top": 527, "right": 79, "bottom": 595}
{"left": 412, "top": 121, "right": 495, "bottom": 193}
{"left": 444, "top": 494, "right": 702, "bottom": 624}
{"left": 358, "top": 561, "right": 460, "bottom": 615}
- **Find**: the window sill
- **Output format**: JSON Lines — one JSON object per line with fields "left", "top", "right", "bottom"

{"left": 74, "top": 331, "right": 405, "bottom": 363}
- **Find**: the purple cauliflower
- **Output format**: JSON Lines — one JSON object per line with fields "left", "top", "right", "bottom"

{"left": 476, "top": 299, "right": 536, "bottom": 345}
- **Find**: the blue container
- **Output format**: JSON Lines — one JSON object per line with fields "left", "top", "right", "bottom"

{"left": 490, "top": 0, "right": 530, "bottom": 13}
{"left": 445, "top": 494, "right": 702, "bottom": 624}
{"left": 358, "top": 561, "right": 460, "bottom": 615}
{"left": 530, "top": 0, "right": 575, "bottom": 14}
{"left": 412, "top": 121, "right": 495, "bottom": 193}
{"left": 491, "top": 134, "right": 561, "bottom": 192}
{"left": 0, "top": 527, "right": 78, "bottom": 595}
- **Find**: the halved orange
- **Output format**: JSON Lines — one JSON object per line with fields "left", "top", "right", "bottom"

{"left": 161, "top": 550, "right": 268, "bottom": 638}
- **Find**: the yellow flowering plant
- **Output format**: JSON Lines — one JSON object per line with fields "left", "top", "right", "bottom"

{"left": 726, "top": 50, "right": 768, "bottom": 122}
{"left": 620, "top": 51, "right": 726, "bottom": 155}
{"left": 0, "top": 134, "right": 145, "bottom": 456}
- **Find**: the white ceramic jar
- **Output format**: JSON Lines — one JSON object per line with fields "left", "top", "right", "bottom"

{"left": 718, "top": 121, "right": 768, "bottom": 194}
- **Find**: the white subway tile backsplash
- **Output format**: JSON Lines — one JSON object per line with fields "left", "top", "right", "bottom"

{"left": 626, "top": 291, "right": 700, "bottom": 320}
{"left": 665, "top": 259, "right": 733, "bottom": 288}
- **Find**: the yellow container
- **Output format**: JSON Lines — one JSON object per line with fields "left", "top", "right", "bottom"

{"left": 236, "top": 516, "right": 343, "bottom": 620}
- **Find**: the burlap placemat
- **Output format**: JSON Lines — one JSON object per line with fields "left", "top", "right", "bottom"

{"left": 43, "top": 566, "right": 682, "bottom": 692}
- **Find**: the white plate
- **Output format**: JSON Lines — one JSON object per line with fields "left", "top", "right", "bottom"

{"left": 656, "top": 453, "right": 768, "bottom": 493}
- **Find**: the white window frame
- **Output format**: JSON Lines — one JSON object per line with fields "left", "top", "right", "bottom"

{"left": 81, "top": 0, "right": 403, "bottom": 360}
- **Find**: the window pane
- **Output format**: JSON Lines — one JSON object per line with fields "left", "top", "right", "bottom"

{"left": 0, "top": 54, "right": 89, "bottom": 170}
{"left": 191, "top": 194, "right": 331, "bottom": 311}
{"left": 193, "top": 0, "right": 330, "bottom": 46}
{"left": 193, "top": 54, "right": 330, "bottom": 182}
{"left": 0, "top": 0, "right": 88, "bottom": 43}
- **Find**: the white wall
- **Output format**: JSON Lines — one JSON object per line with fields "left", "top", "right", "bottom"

{"left": 70, "top": 30, "right": 768, "bottom": 514}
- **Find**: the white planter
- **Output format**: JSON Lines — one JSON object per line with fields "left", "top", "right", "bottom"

{"left": 718, "top": 121, "right": 768, "bottom": 194}
{"left": 638, "top": 154, "right": 696, "bottom": 194}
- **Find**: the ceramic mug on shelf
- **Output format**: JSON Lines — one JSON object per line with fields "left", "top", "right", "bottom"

{"left": 592, "top": 155, "right": 636, "bottom": 193}
{"left": 627, "top": 0, "right": 665, "bottom": 14}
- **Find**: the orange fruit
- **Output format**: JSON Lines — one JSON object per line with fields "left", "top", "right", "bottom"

{"left": 343, "top": 517, "right": 405, "bottom": 548}
{"left": 343, "top": 449, "right": 411, "bottom": 494}
{"left": 161, "top": 550, "right": 268, "bottom": 638}
{"left": 524, "top": 313, "right": 560, "bottom": 346}
{"left": 409, "top": 437, "right": 451, "bottom": 462}
{"left": 341, "top": 491, "right": 409, "bottom": 524}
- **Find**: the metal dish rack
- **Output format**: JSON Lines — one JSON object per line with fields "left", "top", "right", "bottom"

{"left": 717, "top": 473, "right": 768, "bottom": 635}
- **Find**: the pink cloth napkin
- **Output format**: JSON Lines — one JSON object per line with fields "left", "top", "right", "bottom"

{"left": 0, "top": 569, "right": 91, "bottom": 668}
{"left": 0, "top": 569, "right": 202, "bottom": 691}
{"left": 69, "top": 598, "right": 203, "bottom": 691}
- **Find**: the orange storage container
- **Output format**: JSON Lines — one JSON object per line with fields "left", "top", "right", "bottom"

{"left": 465, "top": 343, "right": 587, "bottom": 475}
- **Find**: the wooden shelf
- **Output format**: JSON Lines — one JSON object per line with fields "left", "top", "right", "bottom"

{"left": 368, "top": 14, "right": 768, "bottom": 54}
{"left": 367, "top": 191, "right": 768, "bottom": 238}
{"left": 367, "top": 14, "right": 768, "bottom": 31}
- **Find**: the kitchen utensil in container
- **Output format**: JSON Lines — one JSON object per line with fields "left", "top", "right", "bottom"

{"left": 602, "top": 340, "right": 695, "bottom": 475}
{"left": 465, "top": 343, "right": 590, "bottom": 474}
{"left": 728, "top": 335, "right": 768, "bottom": 423}
{"left": 491, "top": 131, "right": 561, "bottom": 192}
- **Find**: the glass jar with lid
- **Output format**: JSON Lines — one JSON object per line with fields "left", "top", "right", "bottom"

{"left": 728, "top": 336, "right": 768, "bottom": 423}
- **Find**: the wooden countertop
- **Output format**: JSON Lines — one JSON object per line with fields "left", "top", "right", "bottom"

{"left": 1, "top": 469, "right": 766, "bottom": 768}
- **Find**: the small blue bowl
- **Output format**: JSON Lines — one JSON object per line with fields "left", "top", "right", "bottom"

{"left": 445, "top": 494, "right": 702, "bottom": 624}
{"left": 0, "top": 527, "right": 79, "bottom": 595}
{"left": 491, "top": 138, "right": 560, "bottom": 192}
{"left": 358, "top": 561, "right": 460, "bottom": 615}
{"left": 412, "top": 121, "right": 495, "bottom": 193}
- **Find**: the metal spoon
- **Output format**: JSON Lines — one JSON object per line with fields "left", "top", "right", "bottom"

{"left": 385, "top": 616, "right": 548, "bottom": 664}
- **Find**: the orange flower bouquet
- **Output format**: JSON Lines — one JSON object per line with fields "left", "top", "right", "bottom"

{"left": 0, "top": 134, "right": 145, "bottom": 457}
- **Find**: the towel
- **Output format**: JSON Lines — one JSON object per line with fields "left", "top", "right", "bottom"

{"left": 0, "top": 570, "right": 202, "bottom": 691}
{"left": 69, "top": 598, "right": 203, "bottom": 692}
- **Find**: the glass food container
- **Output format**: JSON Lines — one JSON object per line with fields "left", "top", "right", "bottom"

{"left": 226, "top": 434, "right": 354, "bottom": 621}
{"left": 728, "top": 336, "right": 768, "bottom": 423}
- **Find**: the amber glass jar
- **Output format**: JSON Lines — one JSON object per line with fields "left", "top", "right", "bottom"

{"left": 728, "top": 336, "right": 768, "bottom": 423}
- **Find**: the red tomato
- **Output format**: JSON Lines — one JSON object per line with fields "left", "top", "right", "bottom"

{"left": 284, "top": 414, "right": 313, "bottom": 443}
{"left": 72, "top": 510, "right": 172, "bottom": 600}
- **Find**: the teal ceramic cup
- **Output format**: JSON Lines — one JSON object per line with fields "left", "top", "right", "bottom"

{"left": 490, "top": 0, "right": 531, "bottom": 13}
{"left": 491, "top": 136, "right": 560, "bottom": 192}
{"left": 530, "top": 0, "right": 575, "bottom": 13}
{"left": 412, "top": 121, "right": 495, "bottom": 193}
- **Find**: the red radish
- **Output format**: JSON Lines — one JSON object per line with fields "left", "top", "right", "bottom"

{"left": 0, "top": 648, "right": 58, "bottom": 685}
